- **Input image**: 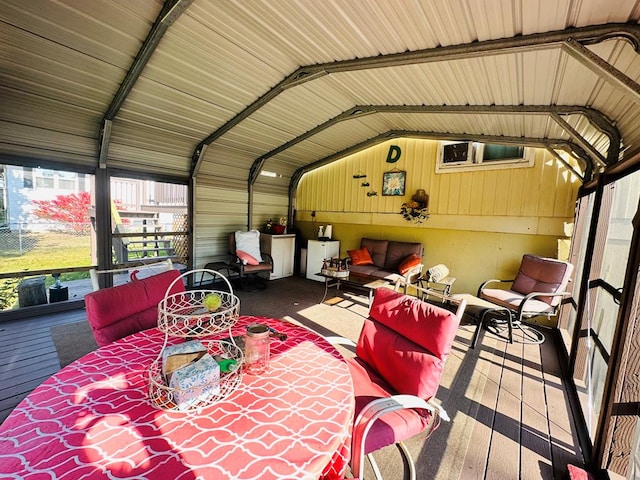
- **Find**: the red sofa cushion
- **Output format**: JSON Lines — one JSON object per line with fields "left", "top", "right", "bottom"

{"left": 360, "top": 238, "right": 388, "bottom": 269}
{"left": 85, "top": 269, "right": 184, "bottom": 346}
{"left": 398, "top": 253, "right": 422, "bottom": 275}
{"left": 347, "top": 246, "right": 374, "bottom": 266}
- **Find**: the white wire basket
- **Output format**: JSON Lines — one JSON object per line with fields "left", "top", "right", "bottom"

{"left": 149, "top": 269, "right": 243, "bottom": 411}
{"left": 158, "top": 269, "right": 240, "bottom": 337}
{"left": 148, "top": 339, "right": 243, "bottom": 412}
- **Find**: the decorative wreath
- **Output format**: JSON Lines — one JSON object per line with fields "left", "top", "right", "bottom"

{"left": 400, "top": 201, "right": 429, "bottom": 223}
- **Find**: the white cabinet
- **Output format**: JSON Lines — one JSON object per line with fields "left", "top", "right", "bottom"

{"left": 306, "top": 240, "right": 340, "bottom": 282}
{"left": 260, "top": 234, "right": 295, "bottom": 280}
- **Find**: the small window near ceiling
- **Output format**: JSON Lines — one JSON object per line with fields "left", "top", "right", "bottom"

{"left": 436, "top": 141, "right": 534, "bottom": 173}
{"left": 478, "top": 144, "right": 525, "bottom": 162}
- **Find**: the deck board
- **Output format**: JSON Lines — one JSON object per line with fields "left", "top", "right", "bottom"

{"left": 460, "top": 342, "right": 500, "bottom": 478}
{"left": 486, "top": 336, "right": 523, "bottom": 479}
{"left": 521, "top": 330, "right": 554, "bottom": 478}
{"left": 0, "top": 279, "right": 584, "bottom": 478}
{"left": 540, "top": 332, "right": 584, "bottom": 479}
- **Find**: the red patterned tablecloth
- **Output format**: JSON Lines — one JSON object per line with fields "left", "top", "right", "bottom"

{"left": 0, "top": 316, "right": 354, "bottom": 479}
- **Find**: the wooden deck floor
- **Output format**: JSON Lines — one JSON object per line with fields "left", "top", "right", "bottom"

{"left": 0, "top": 277, "right": 585, "bottom": 479}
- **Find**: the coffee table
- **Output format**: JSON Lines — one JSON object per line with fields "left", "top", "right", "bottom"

{"left": 317, "top": 271, "right": 391, "bottom": 304}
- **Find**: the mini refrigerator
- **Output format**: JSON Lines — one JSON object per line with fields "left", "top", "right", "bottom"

{"left": 306, "top": 240, "right": 340, "bottom": 282}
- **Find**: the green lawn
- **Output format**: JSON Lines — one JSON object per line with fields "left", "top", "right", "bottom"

{"left": 0, "top": 231, "right": 93, "bottom": 309}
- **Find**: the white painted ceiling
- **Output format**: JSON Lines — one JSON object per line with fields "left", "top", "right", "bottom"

{"left": 1, "top": 0, "right": 639, "bottom": 188}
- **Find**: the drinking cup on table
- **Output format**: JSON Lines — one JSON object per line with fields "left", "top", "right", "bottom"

{"left": 244, "top": 323, "right": 270, "bottom": 374}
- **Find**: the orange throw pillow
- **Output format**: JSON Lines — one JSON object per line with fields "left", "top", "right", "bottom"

{"left": 347, "top": 246, "right": 374, "bottom": 266}
{"left": 398, "top": 253, "right": 422, "bottom": 275}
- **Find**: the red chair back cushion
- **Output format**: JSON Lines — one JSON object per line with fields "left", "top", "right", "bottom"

{"left": 85, "top": 269, "right": 184, "bottom": 346}
{"left": 357, "top": 288, "right": 460, "bottom": 399}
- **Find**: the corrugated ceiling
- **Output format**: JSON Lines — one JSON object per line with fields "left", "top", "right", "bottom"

{"left": 1, "top": 0, "right": 640, "bottom": 185}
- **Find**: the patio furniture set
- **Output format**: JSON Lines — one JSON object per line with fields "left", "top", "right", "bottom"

{"left": 0, "top": 265, "right": 467, "bottom": 480}
{"left": 0, "top": 230, "right": 573, "bottom": 479}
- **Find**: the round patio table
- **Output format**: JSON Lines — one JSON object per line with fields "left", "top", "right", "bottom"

{"left": 0, "top": 316, "right": 354, "bottom": 479}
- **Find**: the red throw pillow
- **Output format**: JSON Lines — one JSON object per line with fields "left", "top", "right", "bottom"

{"left": 236, "top": 249, "right": 259, "bottom": 265}
{"left": 398, "top": 253, "right": 422, "bottom": 275}
{"left": 347, "top": 246, "right": 374, "bottom": 266}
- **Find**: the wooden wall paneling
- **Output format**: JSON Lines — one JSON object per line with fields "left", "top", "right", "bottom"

{"left": 481, "top": 172, "right": 498, "bottom": 215}
{"left": 507, "top": 168, "right": 525, "bottom": 217}
{"left": 493, "top": 169, "right": 511, "bottom": 216}
{"left": 437, "top": 172, "right": 452, "bottom": 215}
{"left": 521, "top": 153, "right": 543, "bottom": 217}
{"left": 539, "top": 155, "right": 559, "bottom": 217}
{"left": 469, "top": 170, "right": 485, "bottom": 216}
{"left": 447, "top": 171, "right": 462, "bottom": 215}
{"left": 458, "top": 172, "right": 473, "bottom": 215}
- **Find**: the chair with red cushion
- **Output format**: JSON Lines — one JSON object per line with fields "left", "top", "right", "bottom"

{"left": 331, "top": 287, "right": 466, "bottom": 480}
{"left": 84, "top": 269, "right": 184, "bottom": 346}
{"left": 478, "top": 253, "right": 574, "bottom": 344}
{"left": 227, "top": 231, "right": 273, "bottom": 291}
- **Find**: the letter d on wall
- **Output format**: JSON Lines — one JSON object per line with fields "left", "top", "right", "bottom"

{"left": 386, "top": 145, "right": 401, "bottom": 163}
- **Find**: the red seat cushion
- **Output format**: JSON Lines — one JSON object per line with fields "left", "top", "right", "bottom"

{"left": 356, "top": 318, "right": 445, "bottom": 400}
{"left": 347, "top": 357, "right": 432, "bottom": 453}
{"left": 368, "top": 288, "right": 460, "bottom": 360}
{"left": 347, "top": 288, "right": 461, "bottom": 460}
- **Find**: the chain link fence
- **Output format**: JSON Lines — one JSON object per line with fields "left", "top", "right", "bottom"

{"left": 0, "top": 221, "right": 90, "bottom": 257}
{"left": 1, "top": 219, "right": 189, "bottom": 311}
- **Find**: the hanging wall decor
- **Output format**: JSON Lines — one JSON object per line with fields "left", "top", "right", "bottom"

{"left": 386, "top": 145, "right": 401, "bottom": 163}
{"left": 400, "top": 201, "right": 429, "bottom": 223}
{"left": 382, "top": 170, "right": 406, "bottom": 196}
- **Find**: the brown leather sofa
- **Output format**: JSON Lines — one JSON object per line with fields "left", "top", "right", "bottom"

{"left": 346, "top": 238, "right": 424, "bottom": 286}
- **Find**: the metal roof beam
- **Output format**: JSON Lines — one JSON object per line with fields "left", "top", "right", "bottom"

{"left": 563, "top": 38, "right": 640, "bottom": 106}
{"left": 289, "top": 130, "right": 592, "bottom": 198}
{"left": 545, "top": 147, "right": 585, "bottom": 182}
{"left": 254, "top": 104, "right": 611, "bottom": 185}
{"left": 550, "top": 113, "right": 607, "bottom": 167}
{"left": 98, "top": 0, "right": 194, "bottom": 167}
{"left": 193, "top": 23, "right": 639, "bottom": 177}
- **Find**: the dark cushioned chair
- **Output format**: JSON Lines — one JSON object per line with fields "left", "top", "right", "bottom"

{"left": 478, "top": 253, "right": 574, "bottom": 344}
{"left": 228, "top": 232, "right": 273, "bottom": 290}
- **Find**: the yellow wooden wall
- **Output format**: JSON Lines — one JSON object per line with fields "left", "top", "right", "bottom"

{"left": 295, "top": 138, "right": 580, "bottom": 298}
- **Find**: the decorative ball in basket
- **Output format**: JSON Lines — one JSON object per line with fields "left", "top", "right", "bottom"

{"left": 149, "top": 269, "right": 243, "bottom": 412}
{"left": 157, "top": 269, "right": 240, "bottom": 338}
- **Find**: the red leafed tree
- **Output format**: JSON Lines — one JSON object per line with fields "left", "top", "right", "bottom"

{"left": 32, "top": 192, "right": 92, "bottom": 232}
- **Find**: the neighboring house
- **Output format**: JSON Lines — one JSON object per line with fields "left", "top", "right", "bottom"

{"left": 0, "top": 165, "right": 187, "bottom": 233}
{"left": 1, "top": 164, "right": 89, "bottom": 232}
